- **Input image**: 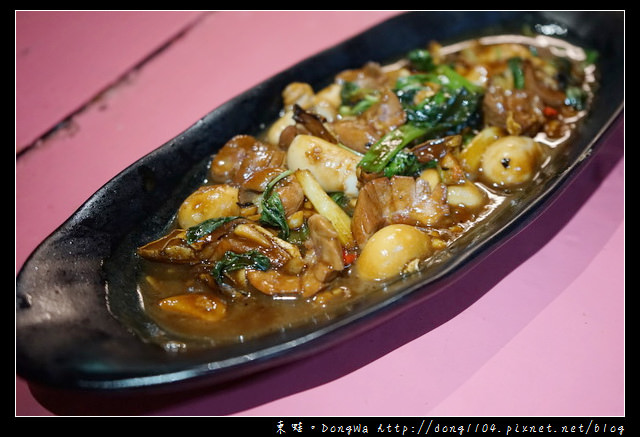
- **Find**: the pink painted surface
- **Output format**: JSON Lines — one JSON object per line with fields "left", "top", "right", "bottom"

{"left": 15, "top": 10, "right": 203, "bottom": 153}
{"left": 15, "top": 11, "right": 624, "bottom": 417}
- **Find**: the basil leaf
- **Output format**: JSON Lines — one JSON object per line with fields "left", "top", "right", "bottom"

{"left": 260, "top": 190, "right": 290, "bottom": 240}
{"left": 287, "top": 220, "right": 310, "bottom": 245}
{"left": 259, "top": 170, "right": 294, "bottom": 240}
{"left": 186, "top": 216, "right": 240, "bottom": 244}
{"left": 211, "top": 250, "right": 271, "bottom": 284}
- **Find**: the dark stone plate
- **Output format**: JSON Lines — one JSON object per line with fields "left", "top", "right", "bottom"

{"left": 16, "top": 11, "right": 624, "bottom": 392}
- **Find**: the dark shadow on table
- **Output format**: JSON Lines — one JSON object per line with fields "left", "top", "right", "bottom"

{"left": 25, "top": 119, "right": 624, "bottom": 416}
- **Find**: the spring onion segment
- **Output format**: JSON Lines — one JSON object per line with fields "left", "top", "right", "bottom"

{"left": 294, "top": 169, "right": 354, "bottom": 247}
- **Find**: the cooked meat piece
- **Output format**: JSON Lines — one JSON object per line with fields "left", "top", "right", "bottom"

{"left": 335, "top": 61, "right": 390, "bottom": 90}
{"left": 328, "top": 119, "right": 380, "bottom": 154}
{"left": 410, "top": 135, "right": 462, "bottom": 163}
{"left": 351, "top": 176, "right": 449, "bottom": 248}
{"left": 209, "top": 135, "right": 286, "bottom": 186}
{"left": 137, "top": 219, "right": 244, "bottom": 264}
{"left": 240, "top": 168, "right": 304, "bottom": 217}
{"left": 361, "top": 88, "right": 407, "bottom": 134}
{"left": 241, "top": 168, "right": 284, "bottom": 192}
{"left": 247, "top": 214, "right": 345, "bottom": 297}
{"left": 275, "top": 173, "right": 305, "bottom": 217}
{"left": 214, "top": 223, "right": 304, "bottom": 274}
{"left": 522, "top": 59, "right": 566, "bottom": 107}
{"left": 482, "top": 83, "right": 546, "bottom": 136}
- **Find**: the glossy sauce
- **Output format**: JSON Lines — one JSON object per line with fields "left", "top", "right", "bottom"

{"left": 135, "top": 34, "right": 596, "bottom": 350}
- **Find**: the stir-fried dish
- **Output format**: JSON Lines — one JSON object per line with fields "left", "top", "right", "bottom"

{"left": 136, "top": 35, "right": 597, "bottom": 349}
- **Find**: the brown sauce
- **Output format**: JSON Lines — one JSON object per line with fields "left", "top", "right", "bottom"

{"left": 135, "top": 34, "right": 597, "bottom": 351}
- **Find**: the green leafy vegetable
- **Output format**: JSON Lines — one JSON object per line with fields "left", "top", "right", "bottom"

{"left": 330, "top": 191, "right": 354, "bottom": 216}
{"left": 358, "top": 123, "right": 429, "bottom": 174}
{"left": 405, "top": 87, "right": 482, "bottom": 133}
{"left": 287, "top": 220, "right": 310, "bottom": 245}
{"left": 211, "top": 250, "right": 271, "bottom": 284}
{"left": 359, "top": 65, "right": 484, "bottom": 175}
{"left": 560, "top": 49, "right": 595, "bottom": 111}
{"left": 260, "top": 169, "right": 294, "bottom": 240}
{"left": 394, "top": 74, "right": 432, "bottom": 106}
{"left": 429, "top": 65, "right": 485, "bottom": 94}
{"left": 584, "top": 49, "right": 599, "bottom": 65}
{"left": 186, "top": 216, "right": 241, "bottom": 244}
{"left": 383, "top": 150, "right": 435, "bottom": 178}
{"left": 260, "top": 192, "right": 289, "bottom": 239}
{"left": 395, "top": 65, "right": 484, "bottom": 101}
{"left": 507, "top": 57, "right": 525, "bottom": 89}
{"left": 565, "top": 86, "right": 588, "bottom": 111}
{"left": 330, "top": 191, "right": 349, "bottom": 208}
{"left": 553, "top": 51, "right": 597, "bottom": 95}
{"left": 339, "top": 81, "right": 380, "bottom": 116}
{"left": 407, "top": 48, "right": 435, "bottom": 72}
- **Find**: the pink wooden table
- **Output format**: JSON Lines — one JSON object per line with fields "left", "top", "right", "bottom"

{"left": 15, "top": 11, "right": 624, "bottom": 417}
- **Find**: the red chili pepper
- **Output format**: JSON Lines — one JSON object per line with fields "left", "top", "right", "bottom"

{"left": 342, "top": 249, "right": 357, "bottom": 265}
{"left": 543, "top": 106, "right": 558, "bottom": 118}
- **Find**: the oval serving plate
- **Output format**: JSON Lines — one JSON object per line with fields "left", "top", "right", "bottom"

{"left": 16, "top": 11, "right": 624, "bottom": 391}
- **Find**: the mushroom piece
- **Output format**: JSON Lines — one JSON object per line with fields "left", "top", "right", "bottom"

{"left": 327, "top": 119, "right": 380, "bottom": 154}
{"left": 137, "top": 218, "right": 244, "bottom": 265}
{"left": 292, "top": 104, "right": 338, "bottom": 144}
{"left": 157, "top": 292, "right": 227, "bottom": 322}
{"left": 247, "top": 214, "right": 345, "bottom": 298}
